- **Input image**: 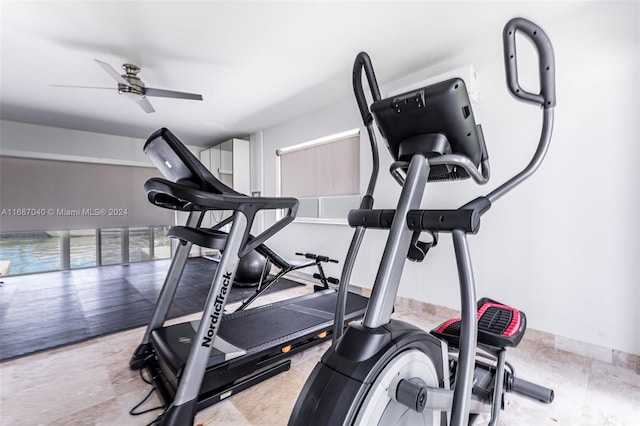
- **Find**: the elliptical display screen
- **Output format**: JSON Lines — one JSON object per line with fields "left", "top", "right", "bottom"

{"left": 371, "top": 78, "right": 482, "bottom": 181}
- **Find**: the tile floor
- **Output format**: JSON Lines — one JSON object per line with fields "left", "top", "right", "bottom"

{"left": 1, "top": 283, "right": 639, "bottom": 425}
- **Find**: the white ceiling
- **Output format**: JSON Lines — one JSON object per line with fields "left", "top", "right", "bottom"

{"left": 1, "top": 1, "right": 588, "bottom": 147}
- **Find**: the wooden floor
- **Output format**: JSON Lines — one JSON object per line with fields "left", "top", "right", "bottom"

{"left": 1, "top": 282, "right": 639, "bottom": 425}
{"left": 0, "top": 258, "right": 301, "bottom": 361}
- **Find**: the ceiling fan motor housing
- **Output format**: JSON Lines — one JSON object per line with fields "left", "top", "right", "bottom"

{"left": 119, "top": 64, "right": 145, "bottom": 98}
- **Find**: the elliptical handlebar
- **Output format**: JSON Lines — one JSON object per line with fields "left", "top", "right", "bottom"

{"left": 487, "top": 18, "right": 556, "bottom": 204}
{"left": 352, "top": 52, "right": 382, "bottom": 126}
{"left": 332, "top": 52, "right": 383, "bottom": 343}
{"left": 353, "top": 52, "right": 382, "bottom": 204}
{"left": 503, "top": 18, "right": 556, "bottom": 108}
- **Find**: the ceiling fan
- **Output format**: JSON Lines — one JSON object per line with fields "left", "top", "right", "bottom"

{"left": 54, "top": 59, "right": 203, "bottom": 113}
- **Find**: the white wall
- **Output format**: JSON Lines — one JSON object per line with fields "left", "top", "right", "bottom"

{"left": 0, "top": 120, "right": 202, "bottom": 166}
{"left": 0, "top": 120, "right": 151, "bottom": 166}
{"left": 255, "top": 2, "right": 640, "bottom": 355}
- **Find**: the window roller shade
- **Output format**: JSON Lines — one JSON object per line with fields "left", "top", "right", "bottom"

{"left": 0, "top": 156, "right": 173, "bottom": 233}
{"left": 280, "top": 135, "right": 359, "bottom": 198}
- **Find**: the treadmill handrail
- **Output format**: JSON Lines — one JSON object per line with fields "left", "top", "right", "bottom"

{"left": 145, "top": 178, "right": 298, "bottom": 212}
{"left": 145, "top": 177, "right": 298, "bottom": 258}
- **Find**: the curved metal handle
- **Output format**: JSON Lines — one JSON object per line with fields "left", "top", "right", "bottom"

{"left": 390, "top": 155, "right": 490, "bottom": 186}
{"left": 430, "top": 155, "right": 490, "bottom": 185}
{"left": 352, "top": 52, "right": 382, "bottom": 126}
{"left": 503, "top": 17, "right": 556, "bottom": 108}
{"left": 489, "top": 18, "right": 556, "bottom": 203}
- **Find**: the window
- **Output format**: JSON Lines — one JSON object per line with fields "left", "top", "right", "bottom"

{"left": 153, "top": 226, "right": 172, "bottom": 260}
{"left": 0, "top": 225, "right": 172, "bottom": 276}
{"left": 70, "top": 229, "right": 97, "bottom": 269}
{"left": 99, "top": 228, "right": 122, "bottom": 266}
{"left": 129, "top": 227, "right": 152, "bottom": 262}
{"left": 278, "top": 129, "right": 360, "bottom": 220}
{"left": 0, "top": 232, "right": 61, "bottom": 275}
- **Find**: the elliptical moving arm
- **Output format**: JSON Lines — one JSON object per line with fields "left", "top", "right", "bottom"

{"left": 487, "top": 17, "right": 556, "bottom": 203}
{"left": 450, "top": 18, "right": 556, "bottom": 426}
{"left": 503, "top": 18, "right": 556, "bottom": 108}
{"left": 352, "top": 52, "right": 382, "bottom": 127}
{"left": 352, "top": 51, "right": 382, "bottom": 207}
{"left": 333, "top": 52, "right": 382, "bottom": 342}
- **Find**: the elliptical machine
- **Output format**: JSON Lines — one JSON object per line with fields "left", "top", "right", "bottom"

{"left": 289, "top": 17, "right": 556, "bottom": 426}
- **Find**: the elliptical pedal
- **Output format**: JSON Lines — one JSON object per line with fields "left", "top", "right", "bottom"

{"left": 431, "top": 298, "right": 527, "bottom": 350}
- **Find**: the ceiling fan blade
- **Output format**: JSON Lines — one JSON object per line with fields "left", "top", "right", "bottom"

{"left": 50, "top": 84, "right": 116, "bottom": 90}
{"left": 95, "top": 59, "right": 129, "bottom": 86}
{"left": 145, "top": 87, "right": 203, "bottom": 101}
{"left": 135, "top": 97, "right": 155, "bottom": 113}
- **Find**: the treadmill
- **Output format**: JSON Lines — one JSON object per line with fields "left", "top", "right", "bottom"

{"left": 129, "top": 128, "right": 369, "bottom": 425}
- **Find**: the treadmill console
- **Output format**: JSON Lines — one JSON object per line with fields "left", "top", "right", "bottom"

{"left": 144, "top": 127, "right": 239, "bottom": 196}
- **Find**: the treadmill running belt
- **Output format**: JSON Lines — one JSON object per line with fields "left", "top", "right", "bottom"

{"left": 297, "top": 291, "right": 358, "bottom": 313}
{"left": 219, "top": 307, "right": 326, "bottom": 351}
{"left": 150, "top": 290, "right": 369, "bottom": 379}
{"left": 218, "top": 291, "right": 366, "bottom": 352}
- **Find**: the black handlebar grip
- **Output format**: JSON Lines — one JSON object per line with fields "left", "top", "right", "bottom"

{"left": 503, "top": 18, "right": 556, "bottom": 108}
{"left": 353, "top": 52, "right": 382, "bottom": 126}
